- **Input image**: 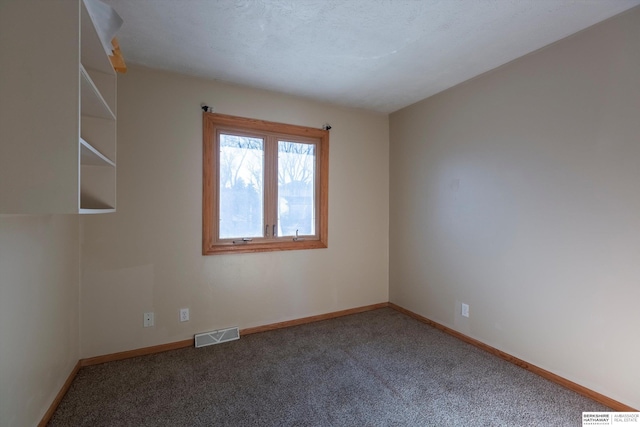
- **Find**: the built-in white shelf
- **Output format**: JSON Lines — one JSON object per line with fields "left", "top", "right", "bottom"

{"left": 80, "top": 0, "right": 116, "bottom": 76}
{"left": 80, "top": 138, "right": 115, "bottom": 167}
{"left": 79, "top": 0, "right": 118, "bottom": 214}
{"left": 81, "top": 64, "right": 115, "bottom": 120}
{"left": 0, "top": 0, "right": 119, "bottom": 214}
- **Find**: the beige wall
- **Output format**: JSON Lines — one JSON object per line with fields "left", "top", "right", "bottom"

{"left": 0, "top": 215, "right": 80, "bottom": 426}
{"left": 390, "top": 8, "right": 640, "bottom": 409}
{"left": 80, "top": 66, "right": 390, "bottom": 358}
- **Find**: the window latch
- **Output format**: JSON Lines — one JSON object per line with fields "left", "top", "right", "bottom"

{"left": 232, "top": 238, "right": 253, "bottom": 244}
{"left": 293, "top": 229, "right": 305, "bottom": 242}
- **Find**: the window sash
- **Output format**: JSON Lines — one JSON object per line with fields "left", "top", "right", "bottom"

{"left": 277, "top": 140, "right": 317, "bottom": 238}
{"left": 218, "top": 132, "right": 265, "bottom": 239}
{"left": 215, "top": 130, "right": 319, "bottom": 242}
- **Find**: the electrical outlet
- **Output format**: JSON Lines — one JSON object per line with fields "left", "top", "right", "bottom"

{"left": 461, "top": 303, "right": 470, "bottom": 318}
{"left": 144, "top": 312, "right": 154, "bottom": 327}
{"left": 180, "top": 308, "right": 189, "bottom": 322}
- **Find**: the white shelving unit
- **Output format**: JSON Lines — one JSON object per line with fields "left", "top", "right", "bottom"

{"left": 79, "top": 0, "right": 117, "bottom": 213}
{"left": 0, "top": 0, "right": 119, "bottom": 214}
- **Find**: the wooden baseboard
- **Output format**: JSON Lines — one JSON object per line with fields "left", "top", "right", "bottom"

{"left": 388, "top": 302, "right": 637, "bottom": 412}
{"left": 80, "top": 302, "right": 389, "bottom": 366}
{"left": 240, "top": 302, "right": 389, "bottom": 335}
{"left": 38, "top": 360, "right": 80, "bottom": 427}
{"left": 80, "top": 339, "right": 194, "bottom": 367}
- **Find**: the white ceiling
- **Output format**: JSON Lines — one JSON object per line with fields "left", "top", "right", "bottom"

{"left": 103, "top": 0, "right": 640, "bottom": 113}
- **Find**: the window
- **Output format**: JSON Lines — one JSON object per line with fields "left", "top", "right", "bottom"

{"left": 203, "top": 113, "right": 329, "bottom": 255}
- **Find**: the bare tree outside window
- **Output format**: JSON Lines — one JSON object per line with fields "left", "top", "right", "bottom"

{"left": 219, "top": 134, "right": 263, "bottom": 238}
{"left": 278, "top": 141, "right": 315, "bottom": 236}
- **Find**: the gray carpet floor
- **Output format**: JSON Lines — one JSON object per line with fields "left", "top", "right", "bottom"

{"left": 48, "top": 308, "right": 608, "bottom": 426}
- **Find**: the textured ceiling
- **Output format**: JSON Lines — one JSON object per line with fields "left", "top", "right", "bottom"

{"left": 103, "top": 0, "right": 640, "bottom": 113}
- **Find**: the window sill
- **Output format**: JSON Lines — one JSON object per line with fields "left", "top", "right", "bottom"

{"left": 203, "top": 239, "right": 327, "bottom": 255}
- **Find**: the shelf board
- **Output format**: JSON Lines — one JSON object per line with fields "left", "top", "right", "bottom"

{"left": 79, "top": 207, "right": 116, "bottom": 214}
{"left": 81, "top": 64, "right": 115, "bottom": 120}
{"left": 80, "top": 137, "right": 115, "bottom": 167}
{"left": 80, "top": 190, "right": 115, "bottom": 213}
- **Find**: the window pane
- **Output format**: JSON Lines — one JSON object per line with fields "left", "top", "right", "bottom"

{"left": 277, "top": 141, "right": 315, "bottom": 236}
{"left": 219, "top": 134, "right": 264, "bottom": 238}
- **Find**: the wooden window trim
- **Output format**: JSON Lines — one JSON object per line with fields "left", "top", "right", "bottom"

{"left": 203, "top": 112, "right": 329, "bottom": 255}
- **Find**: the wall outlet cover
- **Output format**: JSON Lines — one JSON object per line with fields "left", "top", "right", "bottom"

{"left": 144, "top": 312, "right": 154, "bottom": 327}
{"left": 461, "top": 303, "right": 470, "bottom": 318}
